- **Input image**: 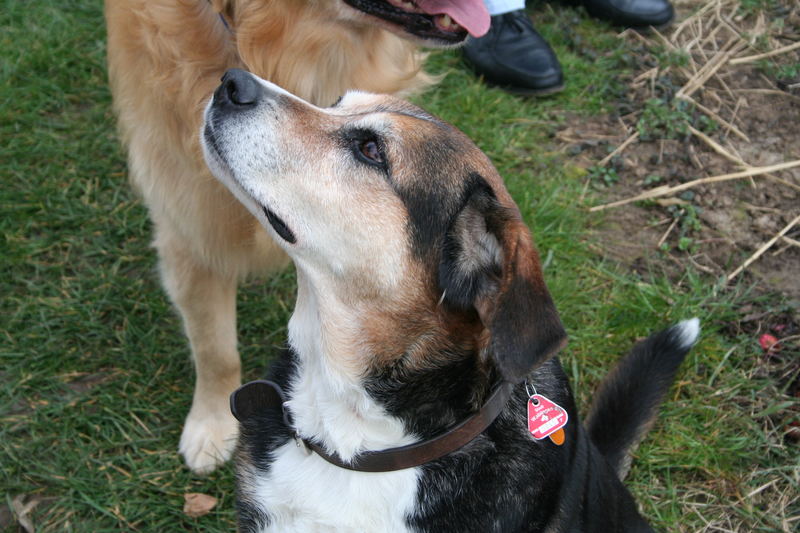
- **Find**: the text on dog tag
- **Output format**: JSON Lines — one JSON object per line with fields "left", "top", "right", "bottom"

{"left": 528, "top": 394, "right": 568, "bottom": 440}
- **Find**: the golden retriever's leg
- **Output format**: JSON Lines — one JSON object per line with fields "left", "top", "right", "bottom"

{"left": 157, "top": 230, "right": 240, "bottom": 474}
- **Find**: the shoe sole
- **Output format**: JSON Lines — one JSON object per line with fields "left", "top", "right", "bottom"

{"left": 596, "top": 10, "right": 675, "bottom": 32}
{"left": 629, "top": 15, "right": 675, "bottom": 33}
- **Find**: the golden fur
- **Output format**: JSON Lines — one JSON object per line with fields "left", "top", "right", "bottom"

{"left": 105, "top": 0, "right": 434, "bottom": 473}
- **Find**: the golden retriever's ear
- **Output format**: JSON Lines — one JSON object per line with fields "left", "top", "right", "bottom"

{"left": 439, "top": 180, "right": 567, "bottom": 383}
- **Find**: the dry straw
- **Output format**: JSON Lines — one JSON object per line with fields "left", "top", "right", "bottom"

{"left": 588, "top": 0, "right": 800, "bottom": 280}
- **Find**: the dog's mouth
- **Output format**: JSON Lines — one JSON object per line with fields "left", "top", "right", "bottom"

{"left": 262, "top": 205, "right": 296, "bottom": 244}
{"left": 343, "top": 0, "right": 489, "bottom": 43}
{"left": 203, "top": 122, "right": 297, "bottom": 245}
{"left": 203, "top": 122, "right": 225, "bottom": 164}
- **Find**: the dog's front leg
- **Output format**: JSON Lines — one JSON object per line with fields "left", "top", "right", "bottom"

{"left": 157, "top": 230, "right": 241, "bottom": 474}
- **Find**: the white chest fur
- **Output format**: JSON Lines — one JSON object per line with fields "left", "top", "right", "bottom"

{"left": 248, "top": 367, "right": 423, "bottom": 532}
{"left": 246, "top": 288, "right": 422, "bottom": 532}
{"left": 251, "top": 443, "right": 420, "bottom": 533}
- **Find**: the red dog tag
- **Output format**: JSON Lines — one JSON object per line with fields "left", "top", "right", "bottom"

{"left": 528, "top": 394, "right": 568, "bottom": 440}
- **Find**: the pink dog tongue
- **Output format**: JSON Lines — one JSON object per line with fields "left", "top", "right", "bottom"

{"left": 416, "top": 0, "right": 490, "bottom": 37}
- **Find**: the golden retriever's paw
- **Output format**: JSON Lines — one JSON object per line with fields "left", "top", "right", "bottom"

{"left": 179, "top": 409, "right": 238, "bottom": 474}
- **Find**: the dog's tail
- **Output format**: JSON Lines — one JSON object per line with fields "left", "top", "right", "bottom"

{"left": 585, "top": 318, "right": 700, "bottom": 479}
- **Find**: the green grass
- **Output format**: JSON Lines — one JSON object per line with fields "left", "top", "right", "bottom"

{"left": 2, "top": 1, "right": 797, "bottom": 531}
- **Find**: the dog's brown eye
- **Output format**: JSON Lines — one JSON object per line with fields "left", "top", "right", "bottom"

{"left": 347, "top": 129, "right": 388, "bottom": 169}
{"left": 359, "top": 140, "right": 384, "bottom": 164}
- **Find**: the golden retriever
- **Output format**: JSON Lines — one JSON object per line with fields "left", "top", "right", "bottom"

{"left": 105, "top": 0, "right": 489, "bottom": 473}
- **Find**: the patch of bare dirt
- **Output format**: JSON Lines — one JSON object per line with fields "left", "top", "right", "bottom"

{"left": 560, "top": 0, "right": 800, "bottom": 310}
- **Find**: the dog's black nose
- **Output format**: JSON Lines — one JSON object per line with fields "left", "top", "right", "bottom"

{"left": 216, "top": 68, "right": 260, "bottom": 107}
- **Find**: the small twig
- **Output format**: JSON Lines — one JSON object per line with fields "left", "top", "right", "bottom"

{"left": 694, "top": 250, "right": 724, "bottom": 272}
{"left": 759, "top": 72, "right": 780, "bottom": 90}
{"left": 724, "top": 139, "right": 746, "bottom": 162}
{"left": 617, "top": 115, "right": 634, "bottom": 134}
{"left": 686, "top": 253, "right": 717, "bottom": 274}
{"left": 676, "top": 44, "right": 739, "bottom": 99}
{"left": 746, "top": 478, "right": 780, "bottom": 499}
{"left": 694, "top": 23, "right": 711, "bottom": 63}
{"left": 776, "top": 334, "right": 800, "bottom": 346}
{"left": 744, "top": 202, "right": 781, "bottom": 214}
{"left": 676, "top": 94, "right": 750, "bottom": 141}
{"left": 765, "top": 174, "right": 800, "bottom": 194}
{"left": 684, "top": 18, "right": 702, "bottom": 61}
{"left": 771, "top": 243, "right": 792, "bottom": 257}
{"left": 751, "top": 11, "right": 768, "bottom": 45}
{"left": 701, "top": 22, "right": 724, "bottom": 52}
{"left": 651, "top": 26, "right": 678, "bottom": 52}
{"left": 657, "top": 218, "right": 679, "bottom": 248}
{"left": 729, "top": 41, "right": 800, "bottom": 65}
{"left": 727, "top": 214, "right": 800, "bottom": 282}
{"left": 579, "top": 174, "right": 592, "bottom": 203}
{"left": 717, "top": 11, "right": 756, "bottom": 50}
{"left": 555, "top": 129, "right": 619, "bottom": 143}
{"left": 707, "top": 88, "right": 724, "bottom": 108}
{"left": 687, "top": 143, "right": 704, "bottom": 169}
{"left": 735, "top": 88, "right": 800, "bottom": 102}
{"left": 590, "top": 160, "right": 800, "bottom": 211}
{"left": 633, "top": 67, "right": 659, "bottom": 85}
{"left": 655, "top": 198, "right": 688, "bottom": 207}
{"left": 687, "top": 126, "right": 750, "bottom": 188}
{"left": 781, "top": 235, "right": 800, "bottom": 249}
{"left": 716, "top": 70, "right": 739, "bottom": 102}
{"left": 671, "top": 0, "right": 716, "bottom": 41}
{"left": 724, "top": 97, "right": 744, "bottom": 140}
{"left": 688, "top": 124, "right": 745, "bottom": 165}
{"left": 598, "top": 132, "right": 639, "bottom": 167}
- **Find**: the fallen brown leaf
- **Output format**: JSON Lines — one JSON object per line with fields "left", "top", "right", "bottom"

{"left": 183, "top": 493, "right": 218, "bottom": 518}
{"left": 11, "top": 495, "right": 42, "bottom": 533}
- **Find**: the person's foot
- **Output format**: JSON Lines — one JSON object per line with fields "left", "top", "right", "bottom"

{"left": 462, "top": 10, "right": 563, "bottom": 96}
{"left": 581, "top": 0, "right": 674, "bottom": 28}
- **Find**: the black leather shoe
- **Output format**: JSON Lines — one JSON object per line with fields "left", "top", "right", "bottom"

{"left": 462, "top": 10, "right": 563, "bottom": 96}
{"left": 582, "top": 0, "right": 674, "bottom": 28}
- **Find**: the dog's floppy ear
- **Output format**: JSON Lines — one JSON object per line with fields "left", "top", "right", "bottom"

{"left": 439, "top": 179, "right": 566, "bottom": 383}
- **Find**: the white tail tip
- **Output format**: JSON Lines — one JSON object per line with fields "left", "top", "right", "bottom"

{"left": 675, "top": 317, "right": 700, "bottom": 349}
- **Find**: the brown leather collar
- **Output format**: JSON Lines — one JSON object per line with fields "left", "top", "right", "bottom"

{"left": 231, "top": 379, "right": 514, "bottom": 473}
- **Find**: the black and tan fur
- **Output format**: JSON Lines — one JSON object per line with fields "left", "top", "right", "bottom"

{"left": 201, "top": 69, "right": 699, "bottom": 532}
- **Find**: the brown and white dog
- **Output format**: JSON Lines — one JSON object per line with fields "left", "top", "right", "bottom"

{"left": 201, "top": 69, "right": 699, "bottom": 532}
{"left": 105, "top": 0, "right": 489, "bottom": 473}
